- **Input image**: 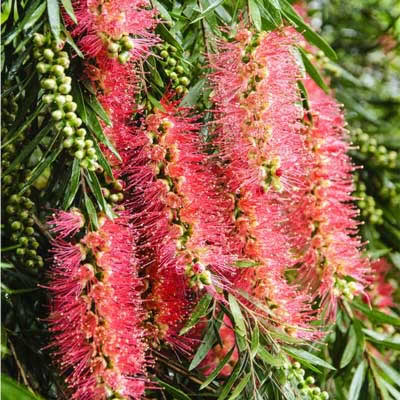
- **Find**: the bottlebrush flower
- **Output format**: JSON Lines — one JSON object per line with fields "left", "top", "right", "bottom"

{"left": 48, "top": 215, "right": 147, "bottom": 400}
{"left": 47, "top": 208, "right": 85, "bottom": 238}
{"left": 208, "top": 28, "right": 317, "bottom": 338}
{"left": 299, "top": 78, "right": 369, "bottom": 318}
{"left": 68, "top": 0, "right": 157, "bottom": 59}
{"left": 122, "top": 96, "right": 235, "bottom": 346}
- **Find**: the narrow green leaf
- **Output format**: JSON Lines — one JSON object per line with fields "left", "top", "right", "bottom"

{"left": 1, "top": 0, "right": 13, "bottom": 24}
{"left": 257, "top": 347, "right": 284, "bottom": 368}
{"left": 340, "top": 326, "right": 357, "bottom": 368}
{"left": 61, "top": 0, "right": 77, "bottom": 24}
{"left": 380, "top": 380, "right": 400, "bottom": 400}
{"left": 371, "top": 362, "right": 392, "bottom": 400}
{"left": 2, "top": 104, "right": 45, "bottom": 148}
{"left": 373, "top": 357, "right": 400, "bottom": 388}
{"left": 280, "top": 0, "right": 336, "bottom": 60}
{"left": 62, "top": 159, "right": 81, "bottom": 209}
{"left": 200, "top": 347, "right": 235, "bottom": 390}
{"left": 47, "top": 0, "right": 61, "bottom": 41}
{"left": 217, "top": 360, "right": 242, "bottom": 400}
{"left": 86, "top": 170, "right": 115, "bottom": 219}
{"left": 89, "top": 133, "right": 114, "bottom": 179}
{"left": 283, "top": 346, "right": 336, "bottom": 370}
{"left": 5, "top": 124, "right": 52, "bottom": 174}
{"left": 189, "top": 313, "right": 222, "bottom": 371}
{"left": 87, "top": 95, "right": 112, "bottom": 126}
{"left": 228, "top": 294, "right": 246, "bottom": 336}
{"left": 180, "top": 293, "right": 213, "bottom": 335}
{"left": 250, "top": 324, "right": 259, "bottom": 358}
{"left": 20, "top": 146, "right": 62, "bottom": 194}
{"left": 298, "top": 47, "right": 329, "bottom": 93}
{"left": 189, "top": 320, "right": 217, "bottom": 371}
{"left": 84, "top": 192, "right": 98, "bottom": 230}
{"left": 363, "top": 329, "right": 400, "bottom": 351}
{"left": 1, "top": 374, "right": 44, "bottom": 400}
{"left": 191, "top": 0, "right": 225, "bottom": 24}
{"left": 148, "top": 56, "right": 165, "bottom": 88}
{"left": 249, "top": 0, "right": 262, "bottom": 31}
{"left": 180, "top": 79, "right": 205, "bottom": 107}
{"left": 157, "top": 379, "right": 191, "bottom": 400}
{"left": 156, "top": 24, "right": 183, "bottom": 52}
{"left": 228, "top": 372, "right": 251, "bottom": 400}
{"left": 152, "top": 0, "right": 172, "bottom": 22}
{"left": 348, "top": 360, "right": 367, "bottom": 400}
{"left": 352, "top": 301, "right": 400, "bottom": 327}
{"left": 63, "top": 27, "right": 84, "bottom": 58}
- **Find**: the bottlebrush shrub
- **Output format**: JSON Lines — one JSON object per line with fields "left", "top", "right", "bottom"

{"left": 208, "top": 28, "right": 317, "bottom": 338}
{"left": 47, "top": 213, "right": 147, "bottom": 400}
{"left": 299, "top": 78, "right": 369, "bottom": 318}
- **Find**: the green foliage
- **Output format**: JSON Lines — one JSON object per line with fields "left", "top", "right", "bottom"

{"left": 1, "top": 0, "right": 399, "bottom": 399}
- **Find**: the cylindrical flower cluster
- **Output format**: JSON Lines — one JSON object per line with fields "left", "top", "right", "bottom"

{"left": 48, "top": 214, "right": 147, "bottom": 400}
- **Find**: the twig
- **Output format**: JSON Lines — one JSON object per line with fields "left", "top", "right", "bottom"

{"left": 9, "top": 339, "right": 33, "bottom": 393}
{"left": 32, "top": 213, "right": 53, "bottom": 241}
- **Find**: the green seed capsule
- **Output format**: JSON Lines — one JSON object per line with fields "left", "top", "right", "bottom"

{"left": 58, "top": 84, "right": 71, "bottom": 94}
{"left": 74, "top": 150, "right": 85, "bottom": 160}
{"left": 86, "top": 148, "right": 96, "bottom": 157}
{"left": 109, "top": 193, "right": 119, "bottom": 203}
{"left": 76, "top": 128, "right": 86, "bottom": 137}
{"left": 42, "top": 78, "right": 57, "bottom": 90}
{"left": 11, "top": 221, "right": 22, "bottom": 231}
{"left": 33, "top": 33, "right": 46, "bottom": 47}
{"left": 26, "top": 260, "right": 35, "bottom": 268}
{"left": 55, "top": 94, "right": 67, "bottom": 106}
{"left": 43, "top": 48, "right": 55, "bottom": 61}
{"left": 36, "top": 62, "right": 50, "bottom": 74}
{"left": 107, "top": 42, "right": 120, "bottom": 53}
{"left": 6, "top": 205, "right": 16, "bottom": 215}
{"left": 36, "top": 258, "right": 44, "bottom": 268}
{"left": 25, "top": 227, "right": 35, "bottom": 235}
{"left": 175, "top": 65, "right": 184, "bottom": 74}
{"left": 33, "top": 49, "right": 43, "bottom": 59}
{"left": 42, "top": 94, "right": 54, "bottom": 104}
{"left": 16, "top": 248, "right": 26, "bottom": 257}
{"left": 79, "top": 159, "right": 89, "bottom": 169}
{"left": 121, "top": 36, "right": 134, "bottom": 50}
{"left": 167, "top": 57, "right": 177, "bottom": 66}
{"left": 20, "top": 210, "right": 29, "bottom": 220}
{"left": 27, "top": 249, "right": 37, "bottom": 257}
{"left": 170, "top": 72, "right": 178, "bottom": 80}
{"left": 51, "top": 65, "right": 65, "bottom": 77}
{"left": 70, "top": 117, "right": 82, "bottom": 128}
{"left": 75, "top": 139, "right": 85, "bottom": 148}
{"left": 65, "top": 111, "right": 76, "bottom": 120}
{"left": 118, "top": 51, "right": 130, "bottom": 64}
{"left": 175, "top": 85, "right": 184, "bottom": 94}
{"left": 19, "top": 236, "right": 29, "bottom": 246}
{"left": 180, "top": 76, "right": 190, "bottom": 86}
{"left": 160, "top": 50, "right": 169, "bottom": 58}
{"left": 9, "top": 194, "right": 21, "bottom": 204}
{"left": 64, "top": 101, "right": 77, "bottom": 112}
{"left": 84, "top": 139, "right": 94, "bottom": 148}
{"left": 63, "top": 138, "right": 74, "bottom": 148}
{"left": 31, "top": 240, "right": 39, "bottom": 249}
{"left": 63, "top": 126, "right": 74, "bottom": 137}
{"left": 52, "top": 110, "right": 64, "bottom": 121}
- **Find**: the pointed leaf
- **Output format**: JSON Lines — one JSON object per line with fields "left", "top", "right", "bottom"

{"left": 47, "top": 0, "right": 61, "bottom": 41}
{"left": 228, "top": 372, "right": 251, "bottom": 400}
{"left": 62, "top": 159, "right": 81, "bottom": 209}
{"left": 348, "top": 360, "right": 367, "bottom": 400}
{"left": 228, "top": 294, "right": 246, "bottom": 336}
{"left": 283, "top": 346, "right": 336, "bottom": 370}
{"left": 340, "top": 326, "right": 357, "bottom": 368}
{"left": 180, "top": 293, "right": 213, "bottom": 335}
{"left": 61, "top": 0, "right": 77, "bottom": 24}
{"left": 249, "top": 0, "right": 262, "bottom": 31}
{"left": 298, "top": 47, "right": 329, "bottom": 93}
{"left": 157, "top": 379, "right": 191, "bottom": 400}
{"left": 84, "top": 193, "right": 98, "bottom": 230}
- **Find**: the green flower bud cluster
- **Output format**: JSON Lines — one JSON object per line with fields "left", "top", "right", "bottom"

{"left": 185, "top": 261, "right": 212, "bottom": 290}
{"left": 2, "top": 174, "right": 44, "bottom": 269}
{"left": 333, "top": 277, "right": 358, "bottom": 301}
{"left": 353, "top": 128, "right": 398, "bottom": 169}
{"left": 288, "top": 362, "right": 329, "bottom": 400}
{"left": 105, "top": 34, "right": 134, "bottom": 64}
{"left": 379, "top": 180, "right": 400, "bottom": 207}
{"left": 101, "top": 178, "right": 125, "bottom": 208}
{"left": 33, "top": 33, "right": 99, "bottom": 171}
{"left": 155, "top": 43, "right": 190, "bottom": 96}
{"left": 1, "top": 96, "right": 18, "bottom": 126}
{"left": 354, "top": 173, "right": 384, "bottom": 225}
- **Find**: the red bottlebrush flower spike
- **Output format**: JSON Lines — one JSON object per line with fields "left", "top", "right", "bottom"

{"left": 68, "top": 0, "right": 157, "bottom": 59}
{"left": 48, "top": 215, "right": 147, "bottom": 400}
{"left": 299, "top": 78, "right": 369, "bottom": 318}
{"left": 208, "top": 28, "right": 317, "bottom": 339}
{"left": 123, "top": 96, "right": 235, "bottom": 345}
{"left": 48, "top": 208, "right": 85, "bottom": 238}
